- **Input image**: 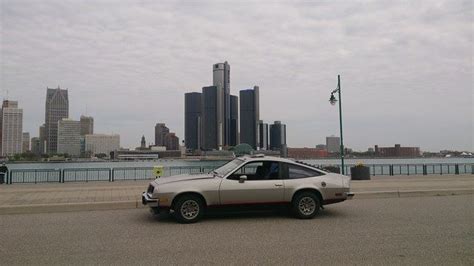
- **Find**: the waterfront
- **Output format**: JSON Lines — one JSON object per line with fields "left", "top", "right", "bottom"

{"left": 5, "top": 157, "right": 473, "bottom": 170}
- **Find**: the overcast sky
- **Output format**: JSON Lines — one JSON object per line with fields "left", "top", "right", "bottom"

{"left": 1, "top": 0, "right": 472, "bottom": 152}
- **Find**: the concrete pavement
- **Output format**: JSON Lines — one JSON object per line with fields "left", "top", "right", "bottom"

{"left": 0, "top": 174, "right": 472, "bottom": 215}
{"left": 0, "top": 195, "right": 472, "bottom": 265}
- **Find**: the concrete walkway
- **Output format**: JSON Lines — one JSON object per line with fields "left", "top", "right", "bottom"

{"left": 0, "top": 174, "right": 472, "bottom": 214}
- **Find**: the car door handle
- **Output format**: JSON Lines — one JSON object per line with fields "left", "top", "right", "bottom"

{"left": 274, "top": 183, "right": 283, "bottom": 187}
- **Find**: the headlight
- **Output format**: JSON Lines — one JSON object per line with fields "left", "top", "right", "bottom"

{"left": 147, "top": 184, "right": 154, "bottom": 194}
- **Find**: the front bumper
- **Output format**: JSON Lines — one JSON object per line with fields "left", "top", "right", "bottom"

{"left": 345, "top": 192, "right": 355, "bottom": 199}
{"left": 142, "top": 192, "right": 159, "bottom": 207}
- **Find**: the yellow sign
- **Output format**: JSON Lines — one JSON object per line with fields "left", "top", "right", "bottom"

{"left": 153, "top": 166, "right": 164, "bottom": 177}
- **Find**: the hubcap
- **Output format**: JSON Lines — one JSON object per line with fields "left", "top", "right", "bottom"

{"left": 298, "top": 197, "right": 316, "bottom": 215}
{"left": 180, "top": 200, "right": 200, "bottom": 220}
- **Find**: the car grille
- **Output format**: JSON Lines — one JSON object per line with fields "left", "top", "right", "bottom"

{"left": 147, "top": 184, "right": 154, "bottom": 194}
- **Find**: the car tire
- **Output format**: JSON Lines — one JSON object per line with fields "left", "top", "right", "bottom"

{"left": 292, "top": 192, "right": 321, "bottom": 219}
{"left": 173, "top": 195, "right": 205, "bottom": 223}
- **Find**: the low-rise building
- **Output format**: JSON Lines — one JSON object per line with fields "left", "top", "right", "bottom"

{"left": 111, "top": 149, "right": 181, "bottom": 160}
{"left": 288, "top": 147, "right": 329, "bottom": 159}
{"left": 85, "top": 134, "right": 120, "bottom": 157}
{"left": 374, "top": 144, "right": 420, "bottom": 157}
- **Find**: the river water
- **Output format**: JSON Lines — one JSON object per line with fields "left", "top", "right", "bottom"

{"left": 6, "top": 157, "right": 473, "bottom": 170}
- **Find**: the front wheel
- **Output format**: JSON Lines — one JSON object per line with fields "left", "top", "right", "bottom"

{"left": 292, "top": 192, "right": 321, "bottom": 219}
{"left": 173, "top": 195, "right": 204, "bottom": 223}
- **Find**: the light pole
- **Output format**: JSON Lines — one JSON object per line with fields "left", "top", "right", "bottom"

{"left": 329, "top": 75, "right": 345, "bottom": 175}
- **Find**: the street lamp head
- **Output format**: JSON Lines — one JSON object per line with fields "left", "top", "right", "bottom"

{"left": 329, "top": 93, "right": 337, "bottom": 105}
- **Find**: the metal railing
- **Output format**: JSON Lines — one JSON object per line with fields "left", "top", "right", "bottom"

{"left": 321, "top": 163, "right": 474, "bottom": 176}
{"left": 4, "top": 163, "right": 473, "bottom": 184}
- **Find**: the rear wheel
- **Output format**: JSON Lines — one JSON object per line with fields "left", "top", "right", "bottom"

{"left": 173, "top": 195, "right": 204, "bottom": 223}
{"left": 292, "top": 192, "right": 321, "bottom": 219}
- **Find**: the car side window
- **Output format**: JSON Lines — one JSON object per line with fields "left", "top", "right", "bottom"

{"left": 228, "top": 161, "right": 280, "bottom": 181}
{"left": 285, "top": 164, "right": 323, "bottom": 179}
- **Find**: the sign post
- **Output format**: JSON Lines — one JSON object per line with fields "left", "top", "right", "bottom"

{"left": 153, "top": 165, "right": 164, "bottom": 178}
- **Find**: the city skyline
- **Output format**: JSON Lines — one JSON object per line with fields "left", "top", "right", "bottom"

{"left": 1, "top": 1, "right": 472, "bottom": 151}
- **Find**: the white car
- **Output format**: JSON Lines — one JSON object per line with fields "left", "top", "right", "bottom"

{"left": 143, "top": 155, "right": 353, "bottom": 223}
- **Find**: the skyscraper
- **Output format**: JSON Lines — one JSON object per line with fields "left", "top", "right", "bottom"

{"left": 326, "top": 135, "right": 340, "bottom": 153}
{"left": 184, "top": 92, "right": 201, "bottom": 151}
{"left": 39, "top": 124, "right": 46, "bottom": 154}
{"left": 164, "top": 132, "right": 180, "bottom": 151}
{"left": 0, "top": 100, "right": 23, "bottom": 156}
{"left": 258, "top": 120, "right": 268, "bottom": 150}
{"left": 45, "top": 87, "right": 69, "bottom": 154}
{"left": 31, "top": 137, "right": 41, "bottom": 155}
{"left": 201, "top": 86, "right": 218, "bottom": 150}
{"left": 270, "top": 121, "right": 286, "bottom": 151}
{"left": 141, "top": 135, "right": 146, "bottom": 149}
{"left": 229, "top": 95, "right": 239, "bottom": 146}
{"left": 57, "top": 119, "right": 81, "bottom": 156}
{"left": 80, "top": 115, "right": 94, "bottom": 136}
{"left": 22, "top": 132, "right": 30, "bottom": 152}
{"left": 239, "top": 86, "right": 260, "bottom": 149}
{"left": 213, "top": 61, "right": 230, "bottom": 147}
{"left": 154, "top": 123, "right": 169, "bottom": 146}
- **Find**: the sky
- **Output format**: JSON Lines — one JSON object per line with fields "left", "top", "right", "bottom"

{"left": 1, "top": 0, "right": 472, "bottom": 152}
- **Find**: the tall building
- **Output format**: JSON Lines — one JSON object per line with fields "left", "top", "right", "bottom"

{"left": 39, "top": 124, "right": 46, "bottom": 154}
{"left": 22, "top": 132, "right": 30, "bottom": 152}
{"left": 0, "top": 100, "right": 23, "bottom": 156}
{"left": 164, "top": 132, "right": 179, "bottom": 151}
{"left": 258, "top": 120, "right": 268, "bottom": 150}
{"left": 201, "top": 86, "right": 218, "bottom": 150}
{"left": 141, "top": 135, "right": 146, "bottom": 149}
{"left": 85, "top": 134, "right": 120, "bottom": 156}
{"left": 45, "top": 87, "right": 69, "bottom": 154}
{"left": 270, "top": 121, "right": 286, "bottom": 151}
{"left": 239, "top": 86, "right": 260, "bottom": 149}
{"left": 80, "top": 115, "right": 94, "bottom": 136}
{"left": 57, "top": 119, "right": 81, "bottom": 156}
{"left": 154, "top": 123, "right": 169, "bottom": 146}
{"left": 229, "top": 95, "right": 239, "bottom": 146}
{"left": 326, "top": 135, "right": 340, "bottom": 153}
{"left": 213, "top": 61, "right": 230, "bottom": 147}
{"left": 184, "top": 92, "right": 201, "bottom": 150}
{"left": 31, "top": 137, "right": 41, "bottom": 155}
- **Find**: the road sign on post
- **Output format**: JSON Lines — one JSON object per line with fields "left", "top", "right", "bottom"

{"left": 153, "top": 166, "right": 164, "bottom": 178}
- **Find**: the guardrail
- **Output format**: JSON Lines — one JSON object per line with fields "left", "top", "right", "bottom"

{"left": 334, "top": 163, "right": 474, "bottom": 176}
{"left": 4, "top": 163, "right": 473, "bottom": 184}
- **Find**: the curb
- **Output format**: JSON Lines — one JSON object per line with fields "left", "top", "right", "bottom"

{"left": 353, "top": 188, "right": 473, "bottom": 199}
{"left": 0, "top": 189, "right": 472, "bottom": 215}
{"left": 0, "top": 200, "right": 144, "bottom": 215}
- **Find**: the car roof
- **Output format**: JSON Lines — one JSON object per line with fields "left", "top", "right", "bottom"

{"left": 237, "top": 154, "right": 328, "bottom": 173}
{"left": 238, "top": 154, "right": 292, "bottom": 163}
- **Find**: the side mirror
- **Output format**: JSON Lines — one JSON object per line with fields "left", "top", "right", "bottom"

{"left": 239, "top": 175, "right": 247, "bottom": 183}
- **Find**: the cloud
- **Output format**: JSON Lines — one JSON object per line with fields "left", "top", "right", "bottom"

{"left": 1, "top": 0, "right": 472, "bottom": 151}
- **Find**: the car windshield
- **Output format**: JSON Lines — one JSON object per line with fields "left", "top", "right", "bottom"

{"left": 212, "top": 158, "right": 245, "bottom": 177}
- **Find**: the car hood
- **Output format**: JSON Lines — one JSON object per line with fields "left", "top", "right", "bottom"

{"left": 152, "top": 173, "right": 215, "bottom": 185}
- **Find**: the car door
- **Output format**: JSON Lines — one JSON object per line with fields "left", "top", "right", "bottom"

{"left": 219, "top": 161, "right": 285, "bottom": 205}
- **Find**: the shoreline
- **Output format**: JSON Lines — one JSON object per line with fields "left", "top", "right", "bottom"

{"left": 4, "top": 156, "right": 473, "bottom": 165}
